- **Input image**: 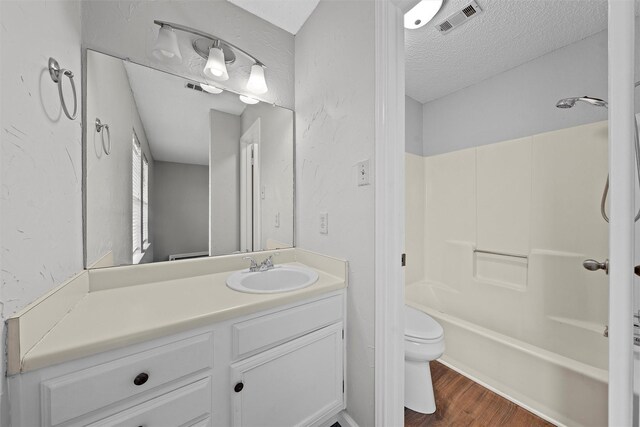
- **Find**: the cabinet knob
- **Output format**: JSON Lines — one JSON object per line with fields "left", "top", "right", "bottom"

{"left": 234, "top": 382, "right": 244, "bottom": 392}
{"left": 133, "top": 372, "right": 149, "bottom": 386}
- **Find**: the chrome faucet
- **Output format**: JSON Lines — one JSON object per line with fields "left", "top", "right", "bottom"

{"left": 259, "top": 254, "right": 277, "bottom": 271}
{"left": 244, "top": 253, "right": 279, "bottom": 272}
{"left": 243, "top": 256, "right": 260, "bottom": 272}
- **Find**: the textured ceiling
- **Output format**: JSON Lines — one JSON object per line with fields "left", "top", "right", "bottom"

{"left": 405, "top": 0, "right": 611, "bottom": 104}
{"left": 124, "top": 61, "right": 246, "bottom": 166}
{"left": 227, "top": 0, "right": 320, "bottom": 34}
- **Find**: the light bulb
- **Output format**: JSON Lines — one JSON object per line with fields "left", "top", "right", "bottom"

{"left": 201, "top": 84, "right": 223, "bottom": 94}
{"left": 404, "top": 0, "right": 443, "bottom": 29}
{"left": 204, "top": 46, "right": 229, "bottom": 81}
{"left": 246, "top": 64, "right": 268, "bottom": 95}
{"left": 152, "top": 25, "right": 182, "bottom": 63}
{"left": 239, "top": 95, "right": 259, "bottom": 105}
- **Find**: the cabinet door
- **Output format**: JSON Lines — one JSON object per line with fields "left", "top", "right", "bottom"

{"left": 230, "top": 323, "right": 344, "bottom": 427}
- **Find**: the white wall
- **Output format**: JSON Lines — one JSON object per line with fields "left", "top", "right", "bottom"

{"left": 405, "top": 96, "right": 423, "bottom": 156}
{"left": 295, "top": 1, "right": 376, "bottom": 425}
{"left": 422, "top": 26, "right": 640, "bottom": 156}
{"left": 153, "top": 161, "right": 209, "bottom": 261}
{"left": 241, "top": 103, "right": 294, "bottom": 249}
{"left": 0, "top": 1, "right": 83, "bottom": 423}
{"left": 85, "top": 50, "right": 155, "bottom": 267}
{"left": 210, "top": 110, "right": 241, "bottom": 256}
{"left": 81, "top": 0, "right": 295, "bottom": 110}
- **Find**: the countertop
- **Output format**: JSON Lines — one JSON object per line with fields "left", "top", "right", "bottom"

{"left": 8, "top": 249, "right": 347, "bottom": 374}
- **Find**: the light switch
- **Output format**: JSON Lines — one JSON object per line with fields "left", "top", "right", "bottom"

{"left": 275, "top": 212, "right": 280, "bottom": 228}
{"left": 357, "top": 159, "right": 370, "bottom": 186}
{"left": 319, "top": 212, "right": 328, "bottom": 234}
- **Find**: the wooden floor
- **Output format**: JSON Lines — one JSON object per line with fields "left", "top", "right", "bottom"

{"left": 405, "top": 362, "right": 556, "bottom": 427}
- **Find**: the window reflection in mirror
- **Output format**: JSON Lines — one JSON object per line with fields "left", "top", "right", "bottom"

{"left": 84, "top": 50, "right": 294, "bottom": 268}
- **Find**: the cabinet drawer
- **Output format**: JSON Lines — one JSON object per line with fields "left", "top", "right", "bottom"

{"left": 88, "top": 377, "right": 211, "bottom": 427}
{"left": 42, "top": 332, "right": 213, "bottom": 426}
{"left": 232, "top": 294, "right": 343, "bottom": 359}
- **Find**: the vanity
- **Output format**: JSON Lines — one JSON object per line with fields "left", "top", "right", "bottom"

{"left": 6, "top": 249, "right": 347, "bottom": 426}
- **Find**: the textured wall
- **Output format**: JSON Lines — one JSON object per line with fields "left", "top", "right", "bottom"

{"left": 241, "top": 103, "right": 294, "bottom": 249}
{"left": 0, "top": 0, "right": 83, "bottom": 422}
{"left": 81, "top": 0, "right": 295, "bottom": 110}
{"left": 295, "top": 1, "right": 376, "bottom": 425}
{"left": 153, "top": 161, "right": 209, "bottom": 261}
{"left": 85, "top": 50, "right": 155, "bottom": 267}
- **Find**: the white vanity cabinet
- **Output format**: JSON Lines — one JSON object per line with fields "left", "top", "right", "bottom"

{"left": 8, "top": 290, "right": 346, "bottom": 427}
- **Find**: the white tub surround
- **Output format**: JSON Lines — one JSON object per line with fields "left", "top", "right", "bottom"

{"left": 405, "top": 120, "right": 610, "bottom": 426}
{"left": 6, "top": 248, "right": 347, "bottom": 375}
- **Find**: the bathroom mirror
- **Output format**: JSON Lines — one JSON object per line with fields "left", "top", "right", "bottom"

{"left": 84, "top": 50, "right": 294, "bottom": 268}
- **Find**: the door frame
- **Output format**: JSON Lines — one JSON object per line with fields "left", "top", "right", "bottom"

{"left": 607, "top": 1, "right": 636, "bottom": 425}
{"left": 374, "top": 1, "right": 406, "bottom": 426}
{"left": 240, "top": 119, "right": 261, "bottom": 252}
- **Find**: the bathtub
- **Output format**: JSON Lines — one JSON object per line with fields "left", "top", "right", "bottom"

{"left": 407, "top": 281, "right": 608, "bottom": 427}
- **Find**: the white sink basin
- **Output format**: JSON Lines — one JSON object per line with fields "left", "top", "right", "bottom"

{"left": 226, "top": 265, "right": 319, "bottom": 294}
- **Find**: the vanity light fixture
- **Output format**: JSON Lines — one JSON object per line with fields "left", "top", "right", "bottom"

{"left": 200, "top": 84, "right": 224, "bottom": 94}
{"left": 404, "top": 0, "right": 444, "bottom": 29}
{"left": 204, "top": 42, "right": 229, "bottom": 81}
{"left": 152, "top": 24, "right": 182, "bottom": 63}
{"left": 152, "top": 20, "right": 268, "bottom": 93}
{"left": 247, "top": 64, "right": 268, "bottom": 95}
{"left": 239, "top": 95, "right": 259, "bottom": 105}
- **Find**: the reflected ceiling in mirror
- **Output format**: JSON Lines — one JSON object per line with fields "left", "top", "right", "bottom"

{"left": 85, "top": 50, "right": 294, "bottom": 269}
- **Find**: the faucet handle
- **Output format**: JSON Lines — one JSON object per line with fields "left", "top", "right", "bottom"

{"left": 260, "top": 252, "right": 280, "bottom": 270}
{"left": 243, "top": 256, "right": 259, "bottom": 272}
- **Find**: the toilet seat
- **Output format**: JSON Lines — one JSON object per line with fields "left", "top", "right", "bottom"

{"left": 405, "top": 306, "right": 443, "bottom": 341}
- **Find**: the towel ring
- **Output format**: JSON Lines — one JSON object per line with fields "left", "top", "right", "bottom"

{"left": 48, "top": 57, "right": 78, "bottom": 120}
{"left": 95, "top": 118, "right": 111, "bottom": 155}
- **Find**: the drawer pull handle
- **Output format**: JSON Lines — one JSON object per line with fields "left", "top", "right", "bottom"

{"left": 133, "top": 372, "right": 149, "bottom": 386}
{"left": 234, "top": 382, "right": 244, "bottom": 392}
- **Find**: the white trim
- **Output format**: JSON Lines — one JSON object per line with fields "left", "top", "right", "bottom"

{"left": 337, "top": 410, "right": 360, "bottom": 427}
{"left": 607, "top": 1, "right": 636, "bottom": 425}
{"left": 374, "top": 1, "right": 405, "bottom": 426}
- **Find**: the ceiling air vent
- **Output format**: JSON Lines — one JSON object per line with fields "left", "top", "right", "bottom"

{"left": 436, "top": 1, "right": 482, "bottom": 34}
{"left": 185, "top": 82, "right": 205, "bottom": 93}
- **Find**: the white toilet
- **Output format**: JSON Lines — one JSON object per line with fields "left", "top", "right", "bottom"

{"left": 404, "top": 305, "right": 445, "bottom": 414}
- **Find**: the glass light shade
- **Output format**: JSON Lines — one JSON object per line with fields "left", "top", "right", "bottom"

{"left": 404, "top": 0, "right": 443, "bottom": 29}
{"left": 201, "top": 84, "right": 223, "bottom": 94}
{"left": 246, "top": 64, "right": 268, "bottom": 95}
{"left": 239, "top": 95, "right": 259, "bottom": 105}
{"left": 204, "top": 46, "right": 229, "bottom": 81}
{"left": 152, "top": 25, "right": 182, "bottom": 63}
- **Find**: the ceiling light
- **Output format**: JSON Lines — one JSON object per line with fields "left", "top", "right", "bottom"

{"left": 239, "top": 95, "right": 259, "bottom": 105}
{"left": 152, "top": 25, "right": 182, "bottom": 63}
{"left": 404, "top": 0, "right": 444, "bottom": 29}
{"left": 247, "top": 64, "right": 268, "bottom": 95}
{"left": 204, "top": 46, "right": 229, "bottom": 81}
{"left": 201, "top": 84, "right": 223, "bottom": 94}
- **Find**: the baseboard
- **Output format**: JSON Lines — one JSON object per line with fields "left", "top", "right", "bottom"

{"left": 337, "top": 410, "right": 360, "bottom": 427}
{"left": 438, "top": 358, "right": 565, "bottom": 427}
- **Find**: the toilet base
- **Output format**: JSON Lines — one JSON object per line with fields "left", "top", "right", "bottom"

{"left": 405, "top": 359, "right": 436, "bottom": 414}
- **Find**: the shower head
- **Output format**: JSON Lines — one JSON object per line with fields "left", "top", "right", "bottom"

{"left": 555, "top": 96, "right": 608, "bottom": 109}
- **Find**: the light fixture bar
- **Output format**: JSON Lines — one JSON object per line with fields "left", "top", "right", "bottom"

{"left": 153, "top": 20, "right": 266, "bottom": 68}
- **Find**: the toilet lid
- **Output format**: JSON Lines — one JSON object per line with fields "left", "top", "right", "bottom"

{"left": 405, "top": 306, "right": 443, "bottom": 341}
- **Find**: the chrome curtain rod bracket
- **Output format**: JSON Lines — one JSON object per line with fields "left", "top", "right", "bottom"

{"left": 473, "top": 249, "right": 528, "bottom": 259}
{"left": 153, "top": 20, "right": 266, "bottom": 68}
